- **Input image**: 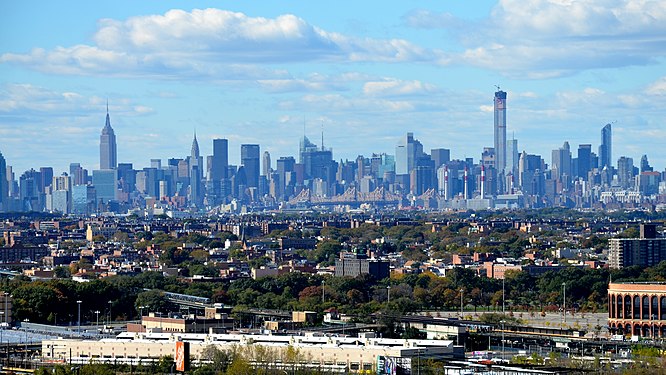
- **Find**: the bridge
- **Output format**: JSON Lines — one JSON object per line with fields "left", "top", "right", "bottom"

{"left": 288, "top": 186, "right": 402, "bottom": 207}
{"left": 162, "top": 291, "right": 211, "bottom": 309}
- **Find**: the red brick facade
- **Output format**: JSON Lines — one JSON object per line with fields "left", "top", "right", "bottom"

{"left": 608, "top": 283, "right": 666, "bottom": 337}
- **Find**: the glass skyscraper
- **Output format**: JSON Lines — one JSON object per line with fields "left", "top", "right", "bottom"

{"left": 599, "top": 123, "right": 612, "bottom": 170}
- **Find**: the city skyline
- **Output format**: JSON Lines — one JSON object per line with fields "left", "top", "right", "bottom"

{"left": 2, "top": 1, "right": 666, "bottom": 174}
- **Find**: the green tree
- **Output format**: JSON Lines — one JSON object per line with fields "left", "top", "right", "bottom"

{"left": 135, "top": 289, "right": 174, "bottom": 314}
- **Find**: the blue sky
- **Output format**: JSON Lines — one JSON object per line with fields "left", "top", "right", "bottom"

{"left": 1, "top": 0, "right": 665, "bottom": 174}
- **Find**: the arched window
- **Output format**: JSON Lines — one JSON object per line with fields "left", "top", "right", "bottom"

{"left": 618, "top": 295, "right": 624, "bottom": 319}
{"left": 610, "top": 295, "right": 616, "bottom": 318}
{"left": 625, "top": 295, "right": 632, "bottom": 319}
{"left": 651, "top": 296, "right": 658, "bottom": 320}
{"left": 643, "top": 295, "right": 650, "bottom": 320}
{"left": 661, "top": 296, "right": 666, "bottom": 320}
{"left": 634, "top": 295, "right": 641, "bottom": 319}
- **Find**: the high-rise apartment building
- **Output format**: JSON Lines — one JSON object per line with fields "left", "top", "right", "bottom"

{"left": 100, "top": 105, "right": 117, "bottom": 170}
{"left": 494, "top": 89, "right": 507, "bottom": 177}
{"left": 609, "top": 224, "right": 666, "bottom": 269}
{"left": 599, "top": 123, "right": 612, "bottom": 170}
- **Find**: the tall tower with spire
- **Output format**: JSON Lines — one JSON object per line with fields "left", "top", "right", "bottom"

{"left": 189, "top": 131, "right": 203, "bottom": 206}
{"left": 100, "top": 102, "right": 117, "bottom": 170}
{"left": 190, "top": 131, "right": 200, "bottom": 167}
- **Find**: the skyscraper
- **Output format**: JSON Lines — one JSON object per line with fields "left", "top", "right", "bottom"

{"left": 262, "top": 151, "right": 271, "bottom": 176}
{"left": 577, "top": 144, "right": 592, "bottom": 179}
{"left": 494, "top": 89, "right": 507, "bottom": 177}
{"left": 599, "top": 123, "right": 612, "bottom": 170}
{"left": 0, "top": 151, "right": 6, "bottom": 211}
{"left": 210, "top": 139, "right": 228, "bottom": 181}
{"left": 617, "top": 156, "right": 634, "bottom": 189}
{"left": 551, "top": 142, "right": 572, "bottom": 182}
{"left": 395, "top": 133, "right": 423, "bottom": 175}
{"left": 100, "top": 104, "right": 117, "bottom": 170}
{"left": 241, "top": 144, "right": 260, "bottom": 188}
{"left": 506, "top": 138, "right": 519, "bottom": 178}
{"left": 189, "top": 132, "right": 203, "bottom": 205}
{"left": 430, "top": 148, "right": 450, "bottom": 170}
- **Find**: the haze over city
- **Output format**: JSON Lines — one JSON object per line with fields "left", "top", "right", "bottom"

{"left": 2, "top": 0, "right": 666, "bottom": 174}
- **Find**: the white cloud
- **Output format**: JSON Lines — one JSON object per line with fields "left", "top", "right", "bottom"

{"left": 1, "top": 8, "right": 447, "bottom": 81}
{"left": 402, "top": 9, "right": 460, "bottom": 29}
{"left": 279, "top": 94, "right": 415, "bottom": 112}
{"left": 363, "top": 79, "right": 437, "bottom": 97}
{"left": 0, "top": 83, "right": 151, "bottom": 116}
{"left": 405, "top": 0, "right": 666, "bottom": 78}
{"left": 645, "top": 76, "right": 666, "bottom": 96}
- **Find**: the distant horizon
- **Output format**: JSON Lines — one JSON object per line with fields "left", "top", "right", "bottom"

{"left": 2, "top": 1, "right": 665, "bottom": 174}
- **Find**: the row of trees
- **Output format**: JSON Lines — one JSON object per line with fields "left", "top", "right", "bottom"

{"left": 5, "top": 260, "right": 666, "bottom": 328}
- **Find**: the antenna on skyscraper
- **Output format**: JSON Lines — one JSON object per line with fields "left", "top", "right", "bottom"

{"left": 106, "top": 99, "right": 109, "bottom": 114}
{"left": 495, "top": 85, "right": 501, "bottom": 91}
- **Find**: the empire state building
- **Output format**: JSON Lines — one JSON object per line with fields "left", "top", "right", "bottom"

{"left": 100, "top": 104, "right": 117, "bottom": 170}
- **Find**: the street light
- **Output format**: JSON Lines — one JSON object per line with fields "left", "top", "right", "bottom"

{"left": 108, "top": 300, "right": 112, "bottom": 326}
{"left": 387, "top": 285, "right": 391, "bottom": 304}
{"left": 562, "top": 282, "right": 566, "bottom": 325}
{"left": 3, "top": 292, "right": 8, "bottom": 326}
{"left": 0, "top": 312, "right": 4, "bottom": 347}
{"left": 94, "top": 310, "right": 100, "bottom": 328}
{"left": 77, "top": 300, "right": 82, "bottom": 334}
{"left": 321, "top": 280, "right": 325, "bottom": 304}
{"left": 460, "top": 289, "right": 464, "bottom": 319}
{"left": 23, "top": 319, "right": 29, "bottom": 354}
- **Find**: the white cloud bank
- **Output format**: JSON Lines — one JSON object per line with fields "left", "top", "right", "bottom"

{"left": 1, "top": 9, "right": 446, "bottom": 81}
{"left": 406, "top": 0, "right": 666, "bottom": 78}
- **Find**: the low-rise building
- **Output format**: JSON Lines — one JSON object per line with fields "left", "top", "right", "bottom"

{"left": 42, "top": 332, "right": 460, "bottom": 373}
